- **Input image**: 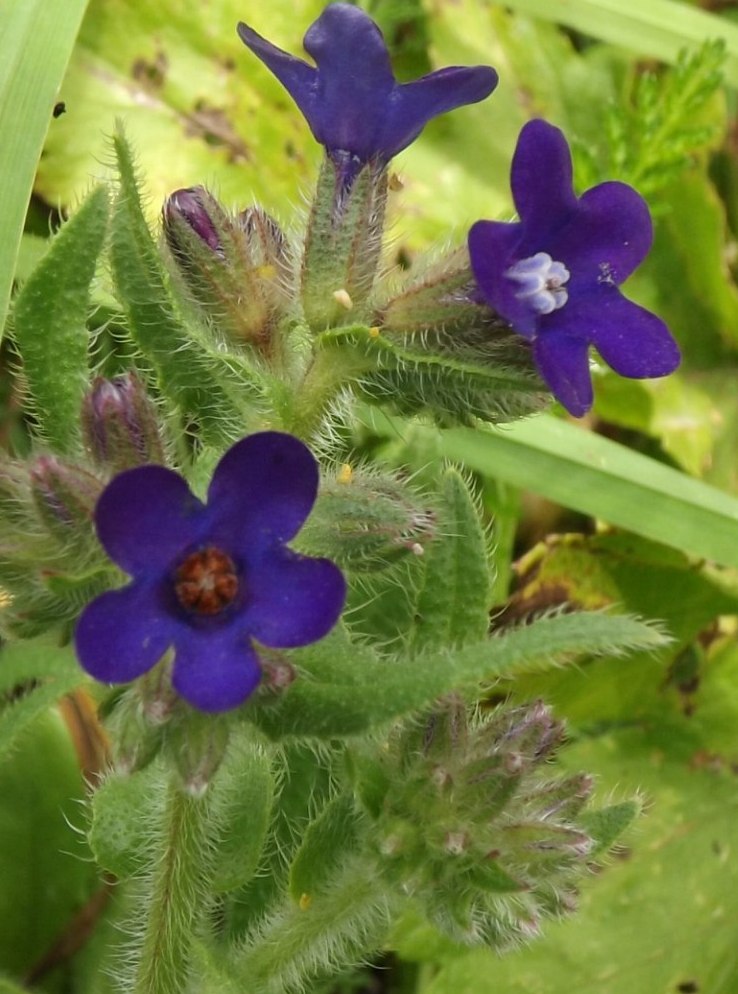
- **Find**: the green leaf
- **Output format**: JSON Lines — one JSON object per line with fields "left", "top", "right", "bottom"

{"left": 0, "top": 638, "right": 81, "bottom": 694}
{"left": 0, "top": 710, "right": 98, "bottom": 977}
{"left": 580, "top": 800, "right": 641, "bottom": 858}
{"left": 88, "top": 763, "right": 165, "bottom": 879}
{"left": 37, "top": 0, "right": 325, "bottom": 220}
{"left": 412, "top": 724, "right": 738, "bottom": 994}
{"left": 289, "top": 794, "right": 362, "bottom": 902}
{"left": 508, "top": 529, "right": 738, "bottom": 708}
{"left": 409, "top": 469, "right": 491, "bottom": 653}
{"left": 364, "top": 410, "right": 738, "bottom": 569}
{"left": 12, "top": 185, "right": 108, "bottom": 452}
{"left": 211, "top": 732, "right": 274, "bottom": 894}
{"left": 0, "top": 975, "right": 31, "bottom": 994}
{"left": 0, "top": 671, "right": 87, "bottom": 763}
{"left": 502, "top": 0, "right": 738, "bottom": 87}
{"left": 251, "top": 613, "right": 666, "bottom": 739}
{"left": 0, "top": 0, "right": 91, "bottom": 339}
{"left": 0, "top": 640, "right": 85, "bottom": 760}
{"left": 109, "top": 127, "right": 253, "bottom": 445}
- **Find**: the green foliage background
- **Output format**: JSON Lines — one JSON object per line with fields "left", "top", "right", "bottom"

{"left": 3, "top": 0, "right": 738, "bottom": 991}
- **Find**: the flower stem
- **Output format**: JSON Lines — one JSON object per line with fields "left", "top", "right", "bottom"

{"left": 131, "top": 779, "right": 212, "bottom": 994}
{"left": 287, "top": 343, "right": 371, "bottom": 440}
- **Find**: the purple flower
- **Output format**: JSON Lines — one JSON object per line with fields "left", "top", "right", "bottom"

{"left": 468, "top": 120, "right": 680, "bottom": 416}
{"left": 75, "top": 432, "right": 346, "bottom": 712}
{"left": 237, "top": 3, "right": 497, "bottom": 171}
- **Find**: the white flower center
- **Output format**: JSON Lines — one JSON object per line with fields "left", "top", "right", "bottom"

{"left": 506, "top": 252, "right": 570, "bottom": 315}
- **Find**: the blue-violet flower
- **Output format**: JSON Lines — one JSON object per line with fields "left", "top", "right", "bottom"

{"left": 75, "top": 432, "right": 346, "bottom": 712}
{"left": 468, "top": 119, "right": 681, "bottom": 416}
{"left": 237, "top": 3, "right": 497, "bottom": 173}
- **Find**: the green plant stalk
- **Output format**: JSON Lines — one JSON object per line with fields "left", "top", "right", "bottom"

{"left": 215, "top": 857, "right": 397, "bottom": 994}
{"left": 287, "top": 343, "right": 373, "bottom": 439}
{"left": 132, "top": 780, "right": 213, "bottom": 994}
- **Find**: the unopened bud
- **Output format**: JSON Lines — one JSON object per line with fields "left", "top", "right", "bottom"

{"left": 237, "top": 205, "right": 292, "bottom": 284}
{"left": 260, "top": 651, "right": 297, "bottom": 692}
{"left": 107, "top": 691, "right": 166, "bottom": 774}
{"left": 377, "top": 248, "right": 488, "bottom": 335}
{"left": 82, "top": 374, "right": 165, "bottom": 471}
{"left": 300, "top": 468, "right": 437, "bottom": 570}
{"left": 29, "top": 456, "right": 103, "bottom": 540}
{"left": 163, "top": 189, "right": 292, "bottom": 352}
{"left": 163, "top": 186, "right": 223, "bottom": 255}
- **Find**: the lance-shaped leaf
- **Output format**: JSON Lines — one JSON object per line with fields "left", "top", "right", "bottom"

{"left": 12, "top": 186, "right": 108, "bottom": 452}
{"left": 409, "top": 468, "right": 491, "bottom": 653}
{"left": 250, "top": 612, "right": 667, "bottom": 738}
{"left": 0, "top": 640, "right": 86, "bottom": 761}
{"left": 110, "top": 127, "right": 258, "bottom": 445}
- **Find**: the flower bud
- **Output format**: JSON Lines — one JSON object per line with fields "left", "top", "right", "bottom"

{"left": 81, "top": 374, "right": 165, "bottom": 471}
{"left": 29, "top": 455, "right": 103, "bottom": 541}
{"left": 163, "top": 187, "right": 292, "bottom": 353}
{"left": 163, "top": 186, "right": 223, "bottom": 255}
{"left": 377, "top": 248, "right": 490, "bottom": 336}
{"left": 298, "top": 466, "right": 436, "bottom": 570}
{"left": 365, "top": 701, "right": 627, "bottom": 950}
{"left": 367, "top": 248, "right": 549, "bottom": 424}
{"left": 237, "top": 206, "right": 292, "bottom": 283}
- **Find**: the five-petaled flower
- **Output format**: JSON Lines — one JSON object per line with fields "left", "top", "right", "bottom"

{"left": 237, "top": 3, "right": 497, "bottom": 180}
{"left": 75, "top": 432, "right": 346, "bottom": 712}
{"left": 468, "top": 119, "right": 681, "bottom": 416}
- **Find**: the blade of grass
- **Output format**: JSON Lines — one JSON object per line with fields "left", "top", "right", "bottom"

{"left": 0, "top": 0, "right": 92, "bottom": 340}
{"left": 363, "top": 409, "right": 738, "bottom": 569}
{"left": 503, "top": 0, "right": 738, "bottom": 87}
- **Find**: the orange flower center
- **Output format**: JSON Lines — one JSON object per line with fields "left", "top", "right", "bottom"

{"left": 174, "top": 546, "right": 239, "bottom": 615}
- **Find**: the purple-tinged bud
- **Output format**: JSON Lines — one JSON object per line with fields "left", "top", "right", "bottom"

{"left": 368, "top": 700, "right": 630, "bottom": 950}
{"left": 238, "top": 206, "right": 292, "bottom": 281}
{"left": 163, "top": 189, "right": 293, "bottom": 353}
{"left": 163, "top": 186, "right": 223, "bottom": 255}
{"left": 259, "top": 651, "right": 297, "bottom": 692}
{"left": 29, "top": 455, "right": 103, "bottom": 540}
{"left": 81, "top": 373, "right": 165, "bottom": 471}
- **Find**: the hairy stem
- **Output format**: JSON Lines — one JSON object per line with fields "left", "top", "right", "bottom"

{"left": 131, "top": 780, "right": 212, "bottom": 994}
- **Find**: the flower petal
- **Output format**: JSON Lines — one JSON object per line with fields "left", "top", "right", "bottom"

{"left": 468, "top": 220, "right": 537, "bottom": 336}
{"left": 75, "top": 581, "right": 177, "bottom": 683}
{"left": 510, "top": 120, "right": 578, "bottom": 244}
{"left": 385, "top": 65, "right": 497, "bottom": 160}
{"left": 533, "top": 333, "right": 593, "bottom": 416}
{"left": 171, "top": 627, "right": 262, "bottom": 712}
{"left": 580, "top": 292, "right": 681, "bottom": 378}
{"left": 239, "top": 4, "right": 497, "bottom": 163}
{"left": 247, "top": 548, "right": 346, "bottom": 649}
{"left": 550, "top": 181, "right": 653, "bottom": 287}
{"left": 207, "top": 432, "right": 319, "bottom": 550}
{"left": 303, "top": 3, "right": 395, "bottom": 156}
{"left": 95, "top": 466, "right": 205, "bottom": 576}
{"left": 237, "top": 22, "right": 317, "bottom": 129}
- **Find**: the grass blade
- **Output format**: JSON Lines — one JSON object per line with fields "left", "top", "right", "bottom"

{"left": 0, "top": 0, "right": 92, "bottom": 340}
